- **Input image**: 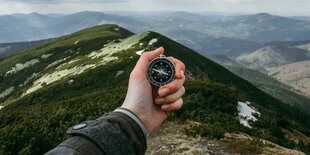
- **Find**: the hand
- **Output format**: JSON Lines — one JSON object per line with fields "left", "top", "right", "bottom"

{"left": 121, "top": 47, "right": 186, "bottom": 134}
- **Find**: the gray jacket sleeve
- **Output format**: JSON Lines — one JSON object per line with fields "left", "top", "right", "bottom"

{"left": 45, "top": 110, "right": 147, "bottom": 155}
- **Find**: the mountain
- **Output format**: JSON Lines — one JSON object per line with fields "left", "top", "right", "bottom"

{"left": 291, "top": 16, "right": 310, "bottom": 22}
{"left": 208, "top": 54, "right": 244, "bottom": 66}
{"left": 0, "top": 11, "right": 143, "bottom": 43}
{"left": 209, "top": 13, "right": 310, "bottom": 43}
{"left": 208, "top": 55, "right": 310, "bottom": 113}
{"left": 134, "top": 12, "right": 310, "bottom": 43}
{"left": 0, "top": 40, "right": 46, "bottom": 59}
{"left": 2, "top": 11, "right": 310, "bottom": 47}
{"left": 225, "top": 65, "right": 310, "bottom": 111}
{"left": 234, "top": 41, "right": 310, "bottom": 97}
{"left": 0, "top": 24, "right": 309, "bottom": 154}
{"left": 162, "top": 29, "right": 262, "bottom": 57}
{"left": 268, "top": 60, "right": 310, "bottom": 97}
{"left": 123, "top": 12, "right": 310, "bottom": 57}
{"left": 236, "top": 43, "right": 310, "bottom": 72}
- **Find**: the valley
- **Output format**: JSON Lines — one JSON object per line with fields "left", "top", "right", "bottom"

{"left": 0, "top": 24, "right": 309, "bottom": 154}
{"left": 1, "top": 11, "right": 310, "bottom": 154}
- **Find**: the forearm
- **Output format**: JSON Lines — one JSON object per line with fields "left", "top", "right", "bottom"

{"left": 45, "top": 110, "right": 147, "bottom": 155}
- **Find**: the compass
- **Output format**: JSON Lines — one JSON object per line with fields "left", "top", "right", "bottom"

{"left": 147, "top": 54, "right": 176, "bottom": 87}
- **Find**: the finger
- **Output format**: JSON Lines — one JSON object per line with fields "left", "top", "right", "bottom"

{"left": 131, "top": 47, "right": 164, "bottom": 78}
{"left": 158, "top": 76, "right": 186, "bottom": 97}
{"left": 161, "top": 98, "right": 184, "bottom": 111}
{"left": 167, "top": 57, "right": 185, "bottom": 79}
{"left": 140, "top": 47, "right": 164, "bottom": 64}
{"left": 155, "top": 86, "right": 185, "bottom": 104}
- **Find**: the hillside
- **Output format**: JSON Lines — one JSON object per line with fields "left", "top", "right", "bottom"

{"left": 208, "top": 54, "right": 244, "bottom": 66}
{"left": 236, "top": 45, "right": 310, "bottom": 72}
{"left": 234, "top": 41, "right": 310, "bottom": 98}
{"left": 225, "top": 65, "right": 310, "bottom": 112}
{"left": 268, "top": 60, "right": 310, "bottom": 97}
{"left": 0, "top": 24, "right": 309, "bottom": 154}
{"left": 207, "top": 55, "right": 310, "bottom": 113}
{"left": 0, "top": 40, "right": 46, "bottom": 59}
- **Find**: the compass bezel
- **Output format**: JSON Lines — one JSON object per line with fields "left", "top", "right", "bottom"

{"left": 147, "top": 56, "right": 176, "bottom": 87}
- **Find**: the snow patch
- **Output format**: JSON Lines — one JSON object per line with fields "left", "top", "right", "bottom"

{"left": 68, "top": 79, "right": 74, "bottom": 84}
{"left": 88, "top": 32, "right": 149, "bottom": 64}
{"left": 237, "top": 101, "right": 261, "bottom": 128}
{"left": 6, "top": 59, "right": 39, "bottom": 75}
{"left": 41, "top": 53, "right": 53, "bottom": 59}
{"left": 46, "top": 57, "right": 69, "bottom": 69}
{"left": 296, "top": 43, "right": 310, "bottom": 51}
{"left": 114, "top": 27, "right": 120, "bottom": 31}
{"left": 115, "top": 70, "right": 124, "bottom": 77}
{"left": 24, "top": 64, "right": 95, "bottom": 95}
{"left": 139, "top": 43, "right": 143, "bottom": 46}
{"left": 68, "top": 59, "right": 81, "bottom": 64}
{"left": 0, "top": 87, "right": 14, "bottom": 99}
{"left": 24, "top": 73, "right": 39, "bottom": 85}
{"left": 0, "top": 105, "right": 4, "bottom": 110}
{"left": 148, "top": 38, "right": 158, "bottom": 45}
{"left": 136, "top": 49, "right": 145, "bottom": 55}
{"left": 74, "top": 40, "right": 79, "bottom": 45}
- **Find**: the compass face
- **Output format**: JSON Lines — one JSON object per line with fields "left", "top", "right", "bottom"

{"left": 147, "top": 57, "right": 176, "bottom": 86}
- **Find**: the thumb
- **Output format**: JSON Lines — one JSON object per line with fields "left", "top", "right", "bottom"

{"left": 134, "top": 47, "right": 165, "bottom": 73}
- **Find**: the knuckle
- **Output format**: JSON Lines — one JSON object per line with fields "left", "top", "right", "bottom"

{"left": 129, "top": 70, "right": 137, "bottom": 79}
{"left": 141, "top": 52, "right": 148, "bottom": 58}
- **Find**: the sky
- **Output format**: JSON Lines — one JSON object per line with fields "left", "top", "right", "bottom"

{"left": 0, "top": 0, "right": 309, "bottom": 16}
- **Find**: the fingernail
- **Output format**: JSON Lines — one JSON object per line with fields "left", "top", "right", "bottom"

{"left": 155, "top": 98, "right": 165, "bottom": 104}
{"left": 155, "top": 47, "right": 164, "bottom": 52}
{"left": 181, "top": 70, "right": 184, "bottom": 77}
{"left": 159, "top": 88, "right": 169, "bottom": 96}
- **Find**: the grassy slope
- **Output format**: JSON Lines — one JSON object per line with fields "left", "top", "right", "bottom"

{"left": 226, "top": 65, "right": 310, "bottom": 113}
{"left": 0, "top": 25, "right": 309, "bottom": 154}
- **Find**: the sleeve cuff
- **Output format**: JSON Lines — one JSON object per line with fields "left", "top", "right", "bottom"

{"left": 114, "top": 108, "right": 149, "bottom": 139}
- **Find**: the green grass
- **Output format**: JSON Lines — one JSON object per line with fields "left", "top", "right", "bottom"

{"left": 226, "top": 65, "right": 310, "bottom": 113}
{"left": 0, "top": 26, "right": 309, "bottom": 155}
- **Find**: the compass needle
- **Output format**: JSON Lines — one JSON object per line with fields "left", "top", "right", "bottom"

{"left": 147, "top": 54, "right": 176, "bottom": 86}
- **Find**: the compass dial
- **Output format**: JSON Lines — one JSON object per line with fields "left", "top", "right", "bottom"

{"left": 147, "top": 55, "right": 176, "bottom": 86}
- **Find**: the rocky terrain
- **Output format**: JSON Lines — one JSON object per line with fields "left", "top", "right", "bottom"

{"left": 147, "top": 121, "right": 306, "bottom": 155}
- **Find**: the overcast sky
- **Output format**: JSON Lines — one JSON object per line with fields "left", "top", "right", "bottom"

{"left": 0, "top": 0, "right": 309, "bottom": 16}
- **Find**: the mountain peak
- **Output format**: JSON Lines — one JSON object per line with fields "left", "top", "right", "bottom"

{"left": 29, "top": 12, "right": 45, "bottom": 17}
{"left": 252, "top": 12, "right": 272, "bottom": 17}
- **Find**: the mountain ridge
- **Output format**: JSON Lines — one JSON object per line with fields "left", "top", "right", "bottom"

{"left": 0, "top": 24, "right": 309, "bottom": 154}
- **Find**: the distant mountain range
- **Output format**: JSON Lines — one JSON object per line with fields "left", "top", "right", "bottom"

{"left": 0, "top": 24, "right": 309, "bottom": 154}
{"left": 0, "top": 40, "right": 46, "bottom": 58}
{"left": 1, "top": 11, "right": 310, "bottom": 97}
{"left": 233, "top": 40, "right": 310, "bottom": 96}
{"left": 1, "top": 11, "right": 310, "bottom": 44}
{"left": 0, "top": 11, "right": 143, "bottom": 43}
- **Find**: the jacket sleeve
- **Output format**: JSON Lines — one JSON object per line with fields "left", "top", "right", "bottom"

{"left": 45, "top": 109, "right": 147, "bottom": 155}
